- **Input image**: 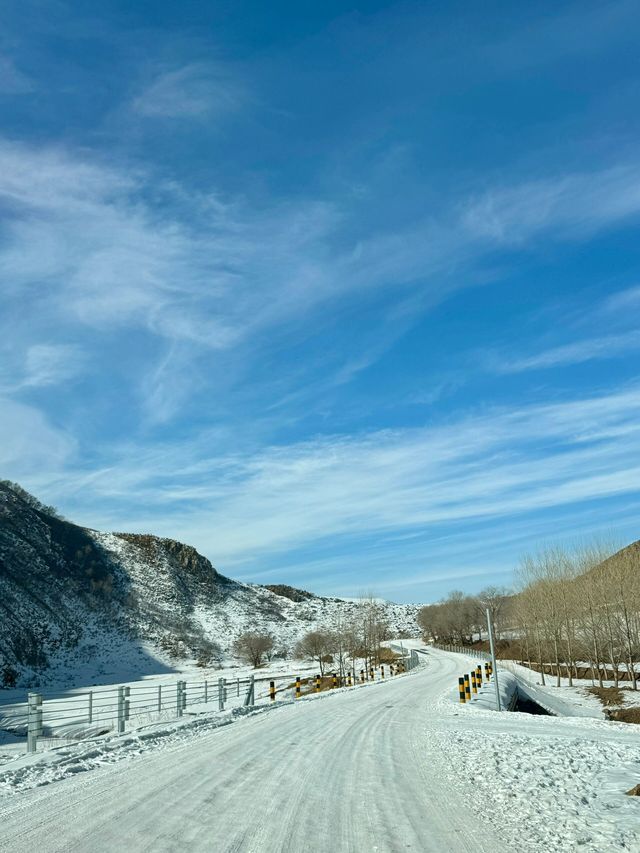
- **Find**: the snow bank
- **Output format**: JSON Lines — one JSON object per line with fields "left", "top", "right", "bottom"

{"left": 431, "top": 717, "right": 640, "bottom": 853}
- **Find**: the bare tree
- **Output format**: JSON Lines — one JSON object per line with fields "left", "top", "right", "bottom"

{"left": 232, "top": 632, "right": 274, "bottom": 668}
{"left": 294, "top": 631, "right": 333, "bottom": 675}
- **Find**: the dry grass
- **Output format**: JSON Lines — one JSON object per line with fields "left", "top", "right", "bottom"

{"left": 609, "top": 707, "right": 640, "bottom": 725}
{"left": 588, "top": 686, "right": 626, "bottom": 707}
{"left": 285, "top": 675, "right": 342, "bottom": 695}
{"left": 626, "top": 784, "right": 640, "bottom": 796}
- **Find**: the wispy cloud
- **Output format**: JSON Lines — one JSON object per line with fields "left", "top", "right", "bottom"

{"left": 492, "top": 330, "right": 640, "bottom": 373}
{"left": 23, "top": 384, "right": 640, "bottom": 584}
{"left": 3, "top": 137, "right": 640, "bottom": 427}
{"left": 604, "top": 284, "right": 640, "bottom": 313}
{"left": 22, "top": 344, "right": 82, "bottom": 388}
{"left": 0, "top": 398, "right": 75, "bottom": 477}
{"left": 461, "top": 166, "right": 640, "bottom": 246}
{"left": 131, "top": 62, "right": 245, "bottom": 119}
{"left": 0, "top": 54, "right": 33, "bottom": 95}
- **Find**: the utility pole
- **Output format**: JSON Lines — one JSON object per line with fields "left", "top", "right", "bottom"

{"left": 486, "top": 607, "right": 501, "bottom": 712}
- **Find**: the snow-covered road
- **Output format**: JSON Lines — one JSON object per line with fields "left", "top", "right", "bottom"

{"left": 0, "top": 650, "right": 504, "bottom": 853}
{"left": 2, "top": 647, "right": 639, "bottom": 852}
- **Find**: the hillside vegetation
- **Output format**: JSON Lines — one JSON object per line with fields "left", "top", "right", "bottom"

{"left": 0, "top": 481, "right": 419, "bottom": 687}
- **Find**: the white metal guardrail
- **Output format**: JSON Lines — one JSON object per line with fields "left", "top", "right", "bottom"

{"left": 2, "top": 655, "right": 423, "bottom": 756}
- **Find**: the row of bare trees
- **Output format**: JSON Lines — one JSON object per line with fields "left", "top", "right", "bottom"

{"left": 231, "top": 598, "right": 394, "bottom": 673}
{"left": 294, "top": 598, "right": 395, "bottom": 677}
{"left": 514, "top": 542, "right": 640, "bottom": 689}
{"left": 417, "top": 587, "right": 510, "bottom": 646}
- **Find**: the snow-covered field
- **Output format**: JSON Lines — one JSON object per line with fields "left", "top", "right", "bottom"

{"left": 0, "top": 647, "right": 638, "bottom": 852}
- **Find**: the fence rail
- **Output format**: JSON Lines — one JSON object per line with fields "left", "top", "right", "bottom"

{"left": 2, "top": 650, "right": 423, "bottom": 757}
{"left": 431, "top": 642, "right": 492, "bottom": 662}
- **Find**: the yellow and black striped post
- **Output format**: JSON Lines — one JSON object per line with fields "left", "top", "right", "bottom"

{"left": 315, "top": 675, "right": 321, "bottom": 693}
{"left": 471, "top": 670, "right": 477, "bottom": 695}
{"left": 269, "top": 680, "right": 276, "bottom": 702}
{"left": 464, "top": 673, "right": 471, "bottom": 701}
{"left": 347, "top": 671, "right": 352, "bottom": 686}
{"left": 390, "top": 663, "right": 395, "bottom": 676}
{"left": 380, "top": 665, "right": 385, "bottom": 679}
{"left": 485, "top": 662, "right": 490, "bottom": 681}
{"left": 295, "top": 676, "right": 301, "bottom": 699}
{"left": 332, "top": 673, "right": 338, "bottom": 689}
{"left": 360, "top": 669, "right": 365, "bottom": 683}
{"left": 458, "top": 676, "right": 466, "bottom": 703}
{"left": 369, "top": 666, "right": 374, "bottom": 681}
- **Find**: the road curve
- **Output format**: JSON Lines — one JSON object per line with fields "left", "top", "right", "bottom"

{"left": 0, "top": 652, "right": 505, "bottom": 853}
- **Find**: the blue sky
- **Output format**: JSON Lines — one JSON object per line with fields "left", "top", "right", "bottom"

{"left": 2, "top": 1, "right": 640, "bottom": 602}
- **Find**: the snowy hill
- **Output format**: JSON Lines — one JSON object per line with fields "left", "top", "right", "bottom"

{"left": 0, "top": 482, "right": 420, "bottom": 686}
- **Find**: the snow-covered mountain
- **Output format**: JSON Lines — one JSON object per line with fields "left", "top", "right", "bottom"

{"left": 0, "top": 482, "right": 420, "bottom": 686}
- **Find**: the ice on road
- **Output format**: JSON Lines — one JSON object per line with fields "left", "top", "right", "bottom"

{"left": 0, "top": 652, "right": 504, "bottom": 853}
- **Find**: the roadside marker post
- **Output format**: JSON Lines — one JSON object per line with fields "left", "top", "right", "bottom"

{"left": 471, "top": 671, "right": 477, "bottom": 695}
{"left": 464, "top": 673, "right": 471, "bottom": 702}
{"left": 269, "top": 681, "right": 276, "bottom": 702}
{"left": 458, "top": 677, "right": 466, "bottom": 704}
{"left": 295, "top": 676, "right": 301, "bottom": 699}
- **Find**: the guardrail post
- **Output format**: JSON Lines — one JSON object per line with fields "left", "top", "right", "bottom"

{"left": 117, "top": 686, "right": 126, "bottom": 733}
{"left": 315, "top": 675, "right": 321, "bottom": 692}
{"left": 295, "top": 676, "right": 301, "bottom": 699}
{"left": 360, "top": 669, "right": 365, "bottom": 683}
{"left": 269, "top": 680, "right": 276, "bottom": 701}
{"left": 347, "top": 671, "right": 352, "bottom": 686}
{"left": 88, "top": 690, "right": 93, "bottom": 724}
{"left": 124, "top": 686, "right": 131, "bottom": 720}
{"left": 458, "top": 677, "right": 466, "bottom": 703}
{"left": 244, "top": 675, "right": 255, "bottom": 707}
{"left": 381, "top": 665, "right": 385, "bottom": 679}
{"left": 218, "top": 677, "right": 225, "bottom": 711}
{"left": 27, "top": 692, "right": 42, "bottom": 754}
{"left": 369, "top": 666, "right": 374, "bottom": 681}
{"left": 176, "top": 681, "right": 183, "bottom": 717}
{"left": 477, "top": 665, "right": 483, "bottom": 687}
{"left": 332, "top": 673, "right": 338, "bottom": 689}
{"left": 464, "top": 673, "right": 471, "bottom": 702}
{"left": 158, "top": 685, "right": 162, "bottom": 712}
{"left": 204, "top": 680, "right": 208, "bottom": 704}
{"left": 471, "top": 671, "right": 477, "bottom": 695}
